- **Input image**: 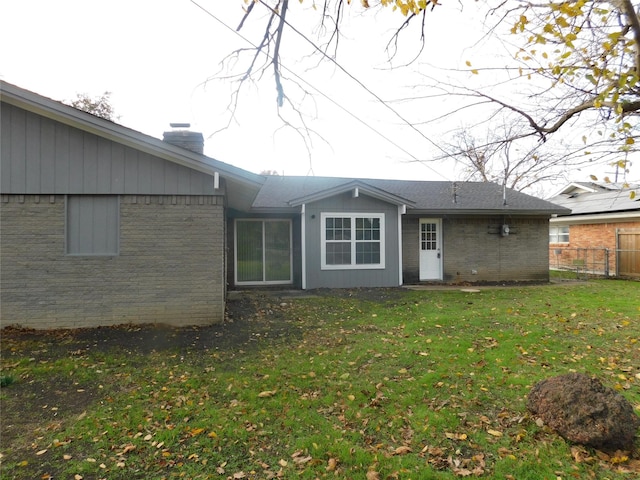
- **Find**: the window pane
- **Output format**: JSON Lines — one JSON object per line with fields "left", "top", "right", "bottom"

{"left": 237, "top": 221, "right": 263, "bottom": 282}
{"left": 356, "top": 242, "right": 380, "bottom": 264}
{"left": 265, "top": 221, "right": 291, "bottom": 281}
{"left": 326, "top": 242, "right": 351, "bottom": 265}
{"left": 549, "top": 226, "right": 569, "bottom": 243}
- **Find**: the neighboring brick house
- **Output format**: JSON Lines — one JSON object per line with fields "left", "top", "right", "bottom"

{"left": 548, "top": 182, "right": 640, "bottom": 277}
{"left": 1, "top": 81, "right": 569, "bottom": 329}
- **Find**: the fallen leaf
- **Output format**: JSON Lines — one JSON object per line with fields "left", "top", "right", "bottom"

{"left": 393, "top": 446, "right": 412, "bottom": 455}
{"left": 487, "top": 429, "right": 503, "bottom": 437}
{"left": 326, "top": 457, "right": 338, "bottom": 471}
{"left": 258, "top": 390, "right": 277, "bottom": 398}
{"left": 232, "top": 472, "right": 246, "bottom": 479}
{"left": 36, "top": 449, "right": 48, "bottom": 456}
{"left": 366, "top": 470, "right": 380, "bottom": 480}
{"left": 121, "top": 444, "right": 136, "bottom": 454}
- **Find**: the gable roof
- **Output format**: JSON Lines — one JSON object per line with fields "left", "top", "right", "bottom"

{"left": 288, "top": 179, "right": 415, "bottom": 207}
{"left": 252, "top": 176, "right": 569, "bottom": 215}
{"left": 0, "top": 81, "right": 265, "bottom": 208}
{"left": 548, "top": 182, "right": 640, "bottom": 216}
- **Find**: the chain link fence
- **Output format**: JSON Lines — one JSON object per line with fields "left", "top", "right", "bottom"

{"left": 550, "top": 247, "right": 610, "bottom": 279}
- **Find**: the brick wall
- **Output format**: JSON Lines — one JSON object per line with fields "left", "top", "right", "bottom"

{"left": 0, "top": 195, "right": 225, "bottom": 329}
{"left": 403, "top": 215, "right": 550, "bottom": 283}
{"left": 549, "top": 220, "right": 640, "bottom": 275}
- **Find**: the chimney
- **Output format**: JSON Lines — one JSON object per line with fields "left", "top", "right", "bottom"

{"left": 163, "top": 123, "right": 204, "bottom": 154}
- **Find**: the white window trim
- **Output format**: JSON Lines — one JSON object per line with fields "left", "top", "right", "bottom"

{"left": 549, "top": 225, "right": 570, "bottom": 244}
{"left": 321, "top": 212, "right": 385, "bottom": 270}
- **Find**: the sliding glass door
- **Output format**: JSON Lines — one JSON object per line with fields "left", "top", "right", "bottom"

{"left": 235, "top": 219, "right": 292, "bottom": 285}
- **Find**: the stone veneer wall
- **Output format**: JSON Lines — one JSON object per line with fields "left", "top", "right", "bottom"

{"left": 1, "top": 194, "right": 225, "bottom": 329}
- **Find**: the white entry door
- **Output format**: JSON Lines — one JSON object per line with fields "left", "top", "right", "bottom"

{"left": 419, "top": 218, "right": 442, "bottom": 281}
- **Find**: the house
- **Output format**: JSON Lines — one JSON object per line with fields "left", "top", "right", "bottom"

{"left": 1, "top": 81, "right": 569, "bottom": 329}
{"left": 547, "top": 182, "right": 640, "bottom": 277}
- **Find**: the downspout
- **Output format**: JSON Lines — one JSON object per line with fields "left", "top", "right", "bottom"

{"left": 301, "top": 204, "right": 306, "bottom": 290}
{"left": 398, "top": 204, "right": 406, "bottom": 286}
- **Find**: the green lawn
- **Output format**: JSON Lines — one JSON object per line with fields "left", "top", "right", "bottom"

{"left": 1, "top": 279, "right": 639, "bottom": 479}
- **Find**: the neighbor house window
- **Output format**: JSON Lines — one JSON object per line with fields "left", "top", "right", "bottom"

{"left": 321, "top": 213, "right": 385, "bottom": 269}
{"left": 549, "top": 225, "right": 569, "bottom": 243}
{"left": 66, "top": 195, "right": 119, "bottom": 255}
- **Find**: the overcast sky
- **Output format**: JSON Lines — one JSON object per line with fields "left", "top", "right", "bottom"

{"left": 1, "top": 0, "right": 619, "bottom": 193}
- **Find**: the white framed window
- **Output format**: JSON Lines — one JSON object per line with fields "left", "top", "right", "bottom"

{"left": 66, "top": 195, "right": 119, "bottom": 255}
{"left": 321, "top": 213, "right": 385, "bottom": 270}
{"left": 549, "top": 225, "right": 569, "bottom": 243}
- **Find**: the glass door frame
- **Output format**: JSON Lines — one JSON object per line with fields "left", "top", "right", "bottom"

{"left": 234, "top": 218, "right": 293, "bottom": 286}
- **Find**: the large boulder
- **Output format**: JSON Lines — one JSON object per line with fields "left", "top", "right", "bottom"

{"left": 527, "top": 372, "right": 640, "bottom": 451}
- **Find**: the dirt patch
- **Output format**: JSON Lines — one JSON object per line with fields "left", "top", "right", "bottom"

{"left": 0, "top": 291, "right": 305, "bottom": 466}
{"left": 1, "top": 292, "right": 301, "bottom": 359}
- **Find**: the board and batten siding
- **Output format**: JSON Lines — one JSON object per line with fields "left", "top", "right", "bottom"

{"left": 303, "top": 193, "right": 401, "bottom": 289}
{"left": 1, "top": 103, "right": 216, "bottom": 195}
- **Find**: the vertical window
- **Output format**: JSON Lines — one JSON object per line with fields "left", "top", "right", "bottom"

{"left": 322, "top": 213, "right": 384, "bottom": 269}
{"left": 235, "top": 219, "right": 292, "bottom": 284}
{"left": 421, "top": 222, "right": 437, "bottom": 250}
{"left": 549, "top": 225, "right": 569, "bottom": 243}
{"left": 66, "top": 195, "right": 119, "bottom": 255}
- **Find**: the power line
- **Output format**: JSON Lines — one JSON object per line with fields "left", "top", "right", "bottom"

{"left": 260, "top": 1, "right": 453, "bottom": 159}
{"left": 189, "top": 0, "right": 449, "bottom": 179}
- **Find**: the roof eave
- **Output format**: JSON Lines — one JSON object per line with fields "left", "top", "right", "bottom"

{"left": 550, "top": 210, "right": 640, "bottom": 224}
{"left": 288, "top": 180, "right": 415, "bottom": 207}
{"left": 407, "top": 208, "right": 568, "bottom": 216}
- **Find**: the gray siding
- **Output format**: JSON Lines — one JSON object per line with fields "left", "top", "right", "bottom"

{"left": 304, "top": 193, "right": 400, "bottom": 289}
{"left": 402, "top": 215, "right": 550, "bottom": 283}
{"left": 1, "top": 103, "right": 215, "bottom": 195}
{"left": 1, "top": 194, "right": 225, "bottom": 328}
{"left": 67, "top": 195, "right": 119, "bottom": 254}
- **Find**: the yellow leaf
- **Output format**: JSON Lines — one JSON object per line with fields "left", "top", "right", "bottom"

{"left": 471, "top": 69, "right": 479, "bottom": 75}
{"left": 465, "top": 60, "right": 472, "bottom": 67}
{"left": 36, "top": 449, "right": 48, "bottom": 456}
{"left": 487, "top": 429, "right": 503, "bottom": 437}
{"left": 626, "top": 137, "right": 635, "bottom": 144}
{"left": 258, "top": 390, "right": 277, "bottom": 398}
